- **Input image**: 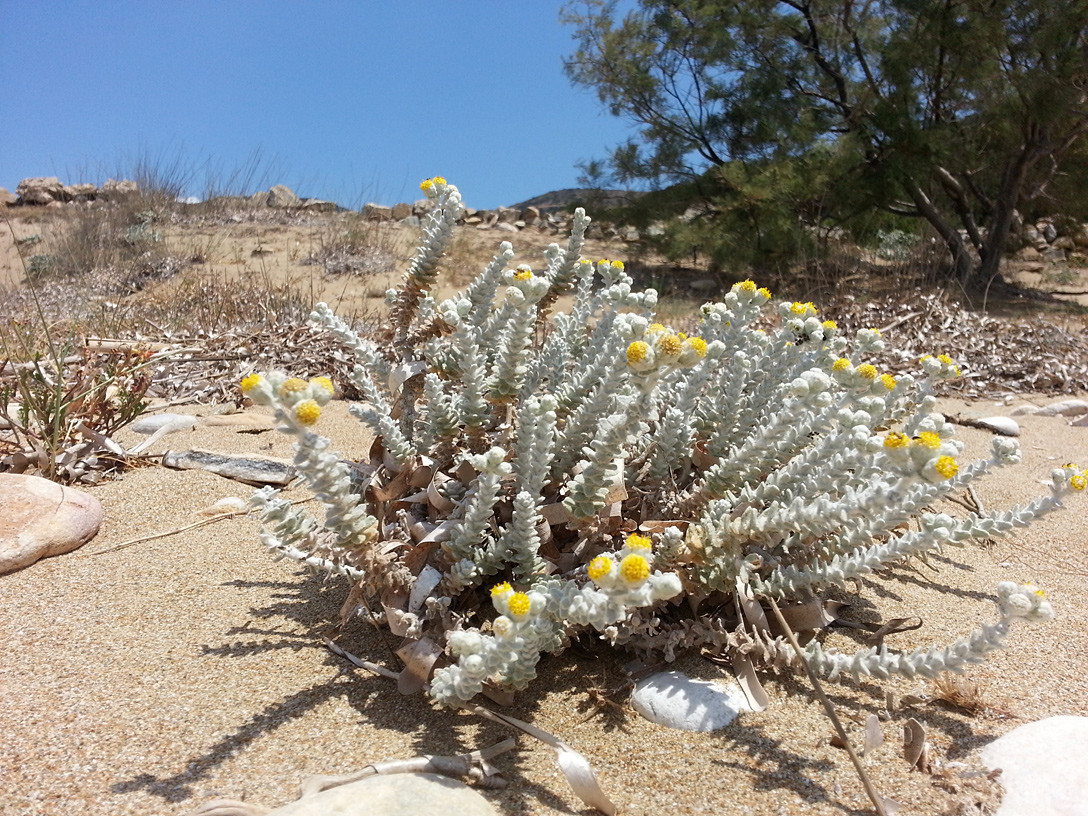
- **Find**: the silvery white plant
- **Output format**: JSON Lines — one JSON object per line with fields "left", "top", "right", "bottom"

{"left": 243, "top": 177, "right": 1083, "bottom": 710}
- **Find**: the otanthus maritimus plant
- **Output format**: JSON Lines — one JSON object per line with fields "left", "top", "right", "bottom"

{"left": 245, "top": 177, "right": 1079, "bottom": 716}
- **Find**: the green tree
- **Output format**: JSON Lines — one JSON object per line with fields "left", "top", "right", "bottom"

{"left": 564, "top": 0, "right": 1088, "bottom": 287}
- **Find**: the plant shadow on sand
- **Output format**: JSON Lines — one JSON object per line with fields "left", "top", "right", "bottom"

{"left": 109, "top": 568, "right": 571, "bottom": 814}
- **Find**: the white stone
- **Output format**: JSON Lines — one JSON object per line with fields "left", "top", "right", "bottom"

{"left": 630, "top": 670, "right": 753, "bottom": 731}
{"left": 265, "top": 773, "right": 498, "bottom": 816}
{"left": 979, "top": 715, "right": 1088, "bottom": 816}
{"left": 1037, "top": 399, "right": 1088, "bottom": 417}
{"left": 129, "top": 413, "right": 199, "bottom": 434}
{"left": 1009, "top": 405, "right": 1041, "bottom": 416}
{"left": 976, "top": 417, "right": 1020, "bottom": 437}
{"left": 1071, "top": 414, "right": 1088, "bottom": 427}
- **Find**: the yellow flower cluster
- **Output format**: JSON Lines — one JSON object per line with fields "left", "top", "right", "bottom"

{"left": 935, "top": 455, "right": 959, "bottom": 479}
{"left": 240, "top": 373, "right": 262, "bottom": 393}
{"left": 914, "top": 431, "right": 942, "bottom": 450}
{"left": 294, "top": 400, "right": 322, "bottom": 426}
{"left": 789, "top": 301, "right": 818, "bottom": 316}
{"left": 627, "top": 341, "right": 649, "bottom": 364}
{"left": 856, "top": 364, "right": 878, "bottom": 381}
{"left": 833, "top": 357, "right": 852, "bottom": 372}
{"left": 620, "top": 554, "right": 650, "bottom": 583}
{"left": 884, "top": 432, "right": 909, "bottom": 449}
{"left": 881, "top": 373, "right": 897, "bottom": 391}
{"left": 512, "top": 265, "right": 533, "bottom": 281}
{"left": 506, "top": 592, "right": 532, "bottom": 619}
{"left": 419, "top": 175, "right": 447, "bottom": 192}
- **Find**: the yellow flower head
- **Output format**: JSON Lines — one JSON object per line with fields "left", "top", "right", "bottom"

{"left": 506, "top": 592, "right": 532, "bottom": 620}
{"left": 619, "top": 554, "right": 650, "bottom": 584}
{"left": 937, "top": 354, "right": 954, "bottom": 365}
{"left": 1070, "top": 474, "right": 1087, "bottom": 491}
{"left": 822, "top": 319, "right": 838, "bottom": 331}
{"left": 419, "top": 178, "right": 433, "bottom": 192}
{"left": 612, "top": 260, "right": 625, "bottom": 272}
{"left": 626, "top": 533, "right": 653, "bottom": 552}
{"left": 685, "top": 337, "right": 708, "bottom": 358}
{"left": 432, "top": 176, "right": 447, "bottom": 186}
{"left": 657, "top": 333, "right": 683, "bottom": 357}
{"left": 733, "top": 279, "right": 757, "bottom": 294}
{"left": 757, "top": 287, "right": 772, "bottom": 299}
{"left": 832, "top": 357, "right": 852, "bottom": 372}
{"left": 310, "top": 376, "right": 334, "bottom": 396}
{"left": 856, "top": 363, "right": 879, "bottom": 380}
{"left": 588, "top": 555, "right": 613, "bottom": 582}
{"left": 240, "top": 373, "right": 262, "bottom": 393}
{"left": 914, "top": 431, "right": 942, "bottom": 449}
{"left": 790, "top": 301, "right": 817, "bottom": 316}
{"left": 647, "top": 323, "right": 666, "bottom": 335}
{"left": 490, "top": 581, "right": 513, "bottom": 599}
{"left": 279, "top": 377, "right": 309, "bottom": 398}
{"left": 627, "top": 341, "right": 650, "bottom": 365}
{"left": 884, "top": 432, "right": 909, "bottom": 449}
{"left": 598, "top": 258, "right": 610, "bottom": 266}
{"left": 935, "top": 455, "right": 958, "bottom": 479}
{"left": 513, "top": 265, "right": 532, "bottom": 281}
{"left": 295, "top": 400, "right": 321, "bottom": 426}
{"left": 881, "top": 373, "right": 897, "bottom": 391}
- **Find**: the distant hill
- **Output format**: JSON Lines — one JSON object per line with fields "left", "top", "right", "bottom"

{"left": 507, "top": 188, "right": 644, "bottom": 214}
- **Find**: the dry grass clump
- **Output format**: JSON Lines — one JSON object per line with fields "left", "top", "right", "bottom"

{"left": 295, "top": 212, "right": 402, "bottom": 278}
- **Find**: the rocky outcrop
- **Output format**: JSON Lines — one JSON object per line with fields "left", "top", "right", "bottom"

{"left": 16, "top": 177, "right": 65, "bottom": 205}
{"left": 267, "top": 184, "right": 301, "bottom": 208}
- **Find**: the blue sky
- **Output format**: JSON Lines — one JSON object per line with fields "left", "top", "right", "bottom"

{"left": 0, "top": 2, "right": 637, "bottom": 210}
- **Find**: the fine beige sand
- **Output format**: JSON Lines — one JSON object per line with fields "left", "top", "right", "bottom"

{"left": 2, "top": 396, "right": 1086, "bottom": 816}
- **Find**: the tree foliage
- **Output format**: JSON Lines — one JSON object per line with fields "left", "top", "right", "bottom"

{"left": 563, "top": 0, "right": 1088, "bottom": 286}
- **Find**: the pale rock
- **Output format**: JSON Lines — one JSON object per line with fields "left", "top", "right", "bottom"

{"left": 264, "top": 773, "right": 498, "bottom": 816}
{"left": 1037, "top": 399, "right": 1088, "bottom": 417}
{"left": 101, "top": 178, "right": 139, "bottom": 198}
{"left": 495, "top": 222, "right": 519, "bottom": 234}
{"left": 979, "top": 715, "right": 1088, "bottom": 816}
{"left": 129, "top": 413, "right": 200, "bottom": 435}
{"left": 302, "top": 199, "right": 338, "bottom": 213}
{"left": 391, "top": 202, "right": 412, "bottom": 220}
{"left": 362, "top": 203, "right": 393, "bottom": 221}
{"left": 16, "top": 176, "right": 64, "bottom": 205}
{"left": 1009, "top": 405, "right": 1042, "bottom": 416}
{"left": 0, "top": 473, "right": 103, "bottom": 574}
{"left": 63, "top": 183, "right": 97, "bottom": 201}
{"left": 976, "top": 416, "right": 1020, "bottom": 437}
{"left": 519, "top": 206, "right": 540, "bottom": 225}
{"left": 1071, "top": 414, "right": 1088, "bottom": 427}
{"left": 0, "top": 187, "right": 17, "bottom": 206}
{"left": 267, "top": 185, "right": 301, "bottom": 208}
{"left": 631, "top": 670, "right": 753, "bottom": 731}
{"left": 248, "top": 191, "right": 268, "bottom": 208}
{"left": 162, "top": 449, "right": 295, "bottom": 485}
{"left": 495, "top": 207, "right": 518, "bottom": 224}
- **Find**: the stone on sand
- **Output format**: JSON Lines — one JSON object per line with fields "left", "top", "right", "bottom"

{"left": 0, "top": 473, "right": 103, "bottom": 574}
{"left": 266, "top": 773, "right": 498, "bottom": 816}
{"left": 630, "top": 670, "right": 753, "bottom": 731}
{"left": 979, "top": 715, "right": 1088, "bottom": 816}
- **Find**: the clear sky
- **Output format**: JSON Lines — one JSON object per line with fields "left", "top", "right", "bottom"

{"left": 0, "top": 2, "right": 637, "bottom": 210}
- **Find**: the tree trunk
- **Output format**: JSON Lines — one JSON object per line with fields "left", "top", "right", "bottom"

{"left": 903, "top": 178, "right": 974, "bottom": 284}
{"left": 974, "top": 144, "right": 1038, "bottom": 289}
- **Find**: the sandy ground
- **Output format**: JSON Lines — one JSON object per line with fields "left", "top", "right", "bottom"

{"left": 1, "top": 393, "right": 1087, "bottom": 816}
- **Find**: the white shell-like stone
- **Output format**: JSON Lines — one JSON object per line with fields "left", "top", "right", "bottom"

{"left": 976, "top": 416, "right": 1020, "bottom": 436}
{"left": 631, "top": 671, "right": 753, "bottom": 731}
{"left": 979, "top": 715, "right": 1088, "bottom": 816}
